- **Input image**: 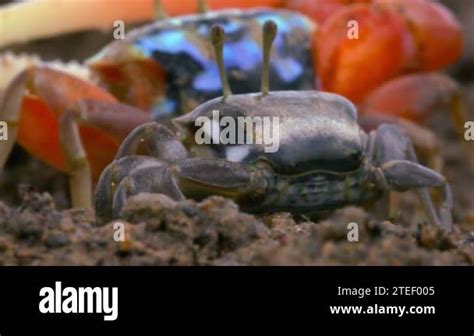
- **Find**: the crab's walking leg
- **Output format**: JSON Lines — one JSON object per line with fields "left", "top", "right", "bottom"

{"left": 68, "top": 99, "right": 151, "bottom": 209}
{"left": 0, "top": 70, "right": 95, "bottom": 209}
{"left": 371, "top": 124, "right": 453, "bottom": 231}
{"left": 360, "top": 115, "right": 443, "bottom": 172}
{"left": 67, "top": 99, "right": 151, "bottom": 142}
{"left": 0, "top": 71, "right": 26, "bottom": 169}
{"left": 59, "top": 110, "right": 92, "bottom": 210}
{"left": 362, "top": 73, "right": 474, "bottom": 170}
{"left": 63, "top": 99, "right": 150, "bottom": 209}
{"left": 0, "top": 67, "right": 118, "bottom": 174}
{"left": 58, "top": 101, "right": 150, "bottom": 210}
{"left": 0, "top": 67, "right": 151, "bottom": 209}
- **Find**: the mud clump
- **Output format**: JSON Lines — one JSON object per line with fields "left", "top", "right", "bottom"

{"left": 120, "top": 194, "right": 270, "bottom": 265}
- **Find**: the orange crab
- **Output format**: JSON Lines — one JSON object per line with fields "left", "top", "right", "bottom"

{"left": 0, "top": 0, "right": 469, "bottom": 210}
{"left": 0, "top": 64, "right": 151, "bottom": 208}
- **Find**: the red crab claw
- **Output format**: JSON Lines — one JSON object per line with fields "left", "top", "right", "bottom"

{"left": 286, "top": 0, "right": 371, "bottom": 25}
{"left": 374, "top": 0, "right": 464, "bottom": 71}
{"left": 360, "top": 73, "right": 474, "bottom": 170}
{"left": 315, "top": 0, "right": 463, "bottom": 103}
{"left": 316, "top": 3, "right": 416, "bottom": 103}
{"left": 0, "top": 66, "right": 150, "bottom": 208}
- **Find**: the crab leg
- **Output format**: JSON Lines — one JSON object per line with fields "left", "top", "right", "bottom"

{"left": 66, "top": 99, "right": 151, "bottom": 142}
{"left": 58, "top": 110, "right": 92, "bottom": 209}
{"left": 359, "top": 115, "right": 443, "bottom": 172}
{"left": 362, "top": 73, "right": 474, "bottom": 170}
{"left": 57, "top": 101, "right": 150, "bottom": 209}
{"left": 372, "top": 124, "right": 453, "bottom": 231}
{"left": 0, "top": 67, "right": 116, "bottom": 173}
{"left": 0, "top": 71, "right": 26, "bottom": 169}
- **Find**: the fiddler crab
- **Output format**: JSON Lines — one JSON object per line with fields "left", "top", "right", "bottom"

{"left": 96, "top": 21, "right": 453, "bottom": 231}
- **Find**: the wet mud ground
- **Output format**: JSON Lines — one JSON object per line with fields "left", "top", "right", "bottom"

{"left": 0, "top": 1, "right": 473, "bottom": 265}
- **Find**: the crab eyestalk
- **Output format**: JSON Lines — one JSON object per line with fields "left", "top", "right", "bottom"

{"left": 261, "top": 20, "right": 278, "bottom": 96}
{"left": 210, "top": 25, "right": 232, "bottom": 100}
{"left": 153, "top": 0, "right": 168, "bottom": 20}
{"left": 197, "top": 0, "right": 210, "bottom": 14}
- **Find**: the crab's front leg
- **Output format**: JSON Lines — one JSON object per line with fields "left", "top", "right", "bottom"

{"left": 96, "top": 122, "right": 266, "bottom": 221}
{"left": 368, "top": 124, "right": 453, "bottom": 231}
{"left": 360, "top": 115, "right": 443, "bottom": 173}
{"left": 360, "top": 73, "right": 474, "bottom": 170}
{"left": 0, "top": 66, "right": 151, "bottom": 209}
{"left": 98, "top": 157, "right": 265, "bottom": 221}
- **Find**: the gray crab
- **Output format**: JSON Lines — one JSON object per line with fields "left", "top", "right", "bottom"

{"left": 95, "top": 21, "right": 453, "bottom": 231}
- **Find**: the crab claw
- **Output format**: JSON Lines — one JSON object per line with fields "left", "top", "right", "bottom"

{"left": 316, "top": 0, "right": 463, "bottom": 103}
{"left": 362, "top": 73, "right": 461, "bottom": 123}
{"left": 286, "top": 0, "right": 370, "bottom": 25}
{"left": 380, "top": 159, "right": 453, "bottom": 231}
{"left": 317, "top": 3, "right": 416, "bottom": 103}
{"left": 374, "top": 0, "right": 464, "bottom": 71}
{"left": 371, "top": 123, "right": 454, "bottom": 231}
{"left": 381, "top": 160, "right": 446, "bottom": 192}
{"left": 95, "top": 121, "right": 269, "bottom": 220}
{"left": 0, "top": 66, "right": 151, "bottom": 208}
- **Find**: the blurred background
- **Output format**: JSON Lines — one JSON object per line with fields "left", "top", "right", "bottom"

{"left": 1, "top": 1, "right": 473, "bottom": 72}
